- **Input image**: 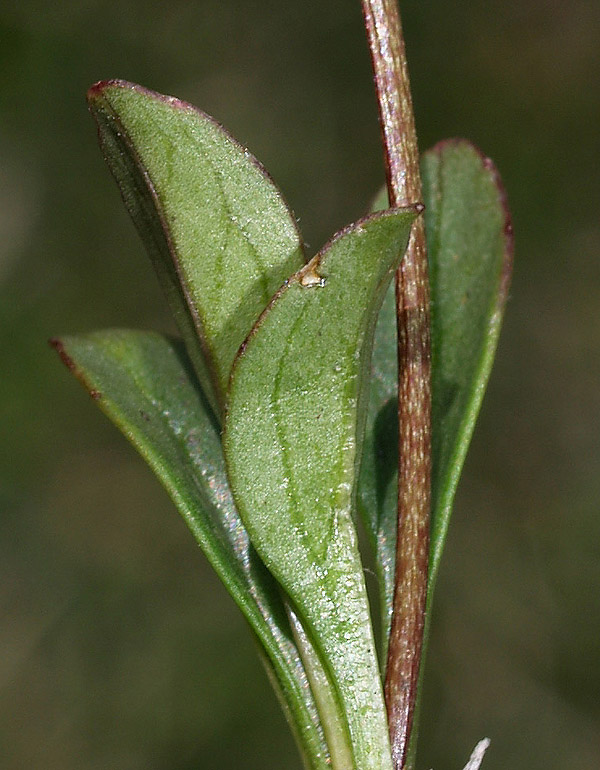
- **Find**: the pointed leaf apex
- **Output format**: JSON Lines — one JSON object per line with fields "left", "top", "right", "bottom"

{"left": 50, "top": 337, "right": 103, "bottom": 401}
{"left": 86, "top": 79, "right": 119, "bottom": 101}
{"left": 313, "top": 205, "right": 420, "bottom": 263}
{"left": 86, "top": 80, "right": 305, "bottom": 414}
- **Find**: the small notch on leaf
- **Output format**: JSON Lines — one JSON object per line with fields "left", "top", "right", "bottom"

{"left": 300, "top": 265, "right": 326, "bottom": 288}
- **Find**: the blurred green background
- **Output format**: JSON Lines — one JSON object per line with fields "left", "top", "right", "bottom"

{"left": 1, "top": 0, "right": 599, "bottom": 768}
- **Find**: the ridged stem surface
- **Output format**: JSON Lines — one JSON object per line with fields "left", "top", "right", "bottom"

{"left": 361, "top": 2, "right": 431, "bottom": 768}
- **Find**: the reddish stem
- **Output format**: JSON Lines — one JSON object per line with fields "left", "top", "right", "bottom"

{"left": 361, "top": 2, "right": 431, "bottom": 768}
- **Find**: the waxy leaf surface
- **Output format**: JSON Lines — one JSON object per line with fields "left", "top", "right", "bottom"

{"left": 225, "top": 208, "right": 418, "bottom": 770}
{"left": 88, "top": 81, "right": 304, "bottom": 416}
{"left": 52, "top": 330, "right": 329, "bottom": 770}
{"left": 359, "top": 140, "right": 513, "bottom": 642}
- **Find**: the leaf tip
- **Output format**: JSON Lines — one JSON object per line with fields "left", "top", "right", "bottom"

{"left": 50, "top": 337, "right": 103, "bottom": 402}
{"left": 86, "top": 79, "right": 149, "bottom": 113}
{"left": 427, "top": 137, "right": 514, "bottom": 304}
{"left": 87, "top": 79, "right": 123, "bottom": 104}
{"left": 49, "top": 337, "right": 75, "bottom": 371}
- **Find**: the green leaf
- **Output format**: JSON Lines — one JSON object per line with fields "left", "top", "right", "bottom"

{"left": 87, "top": 80, "right": 305, "bottom": 417}
{"left": 358, "top": 139, "right": 513, "bottom": 644}
{"left": 224, "top": 208, "right": 418, "bottom": 770}
{"left": 356, "top": 278, "right": 398, "bottom": 647}
{"left": 51, "top": 330, "right": 330, "bottom": 770}
{"left": 425, "top": 140, "right": 513, "bottom": 595}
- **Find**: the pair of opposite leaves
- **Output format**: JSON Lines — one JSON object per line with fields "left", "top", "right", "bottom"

{"left": 54, "top": 81, "right": 512, "bottom": 770}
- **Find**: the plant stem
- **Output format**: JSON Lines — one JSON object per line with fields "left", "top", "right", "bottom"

{"left": 361, "top": 2, "right": 431, "bottom": 769}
